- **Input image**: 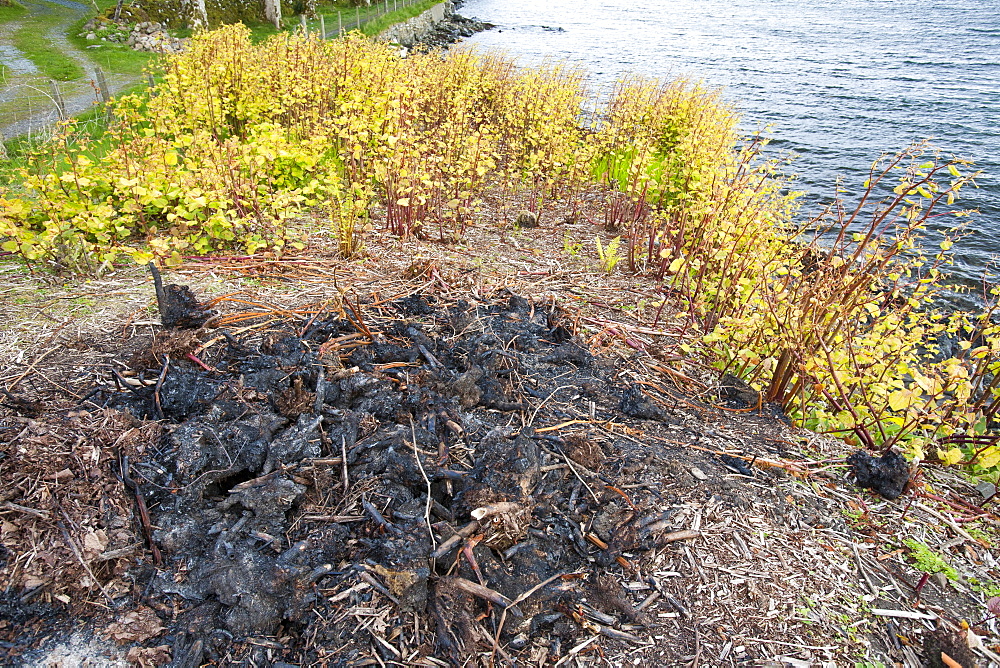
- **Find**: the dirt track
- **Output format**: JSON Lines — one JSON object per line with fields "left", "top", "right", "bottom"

{"left": 0, "top": 0, "right": 136, "bottom": 139}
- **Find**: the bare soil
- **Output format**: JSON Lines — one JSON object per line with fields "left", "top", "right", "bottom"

{"left": 2, "top": 208, "right": 1000, "bottom": 667}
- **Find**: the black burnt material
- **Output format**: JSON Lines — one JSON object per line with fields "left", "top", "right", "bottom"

{"left": 149, "top": 262, "right": 214, "bottom": 329}
{"left": 93, "top": 290, "right": 777, "bottom": 664}
{"left": 847, "top": 449, "right": 911, "bottom": 500}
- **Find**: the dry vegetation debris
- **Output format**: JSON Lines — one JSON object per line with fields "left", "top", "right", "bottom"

{"left": 2, "top": 220, "right": 1000, "bottom": 667}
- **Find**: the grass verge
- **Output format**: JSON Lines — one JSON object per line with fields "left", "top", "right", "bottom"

{"left": 0, "top": 1, "right": 26, "bottom": 80}
{"left": 65, "top": 0, "right": 156, "bottom": 76}
{"left": 0, "top": 2, "right": 26, "bottom": 22}
{"left": 360, "top": 0, "right": 442, "bottom": 37}
{"left": 304, "top": 0, "right": 443, "bottom": 38}
{"left": 11, "top": 6, "right": 84, "bottom": 81}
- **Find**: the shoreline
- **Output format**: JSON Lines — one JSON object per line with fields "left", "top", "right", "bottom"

{"left": 377, "top": 0, "right": 495, "bottom": 52}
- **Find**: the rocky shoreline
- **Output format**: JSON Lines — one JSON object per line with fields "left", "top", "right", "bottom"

{"left": 411, "top": 10, "right": 495, "bottom": 51}
{"left": 379, "top": 0, "right": 495, "bottom": 53}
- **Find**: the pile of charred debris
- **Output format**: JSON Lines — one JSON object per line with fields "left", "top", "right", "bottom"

{"left": 1, "top": 271, "right": 923, "bottom": 666}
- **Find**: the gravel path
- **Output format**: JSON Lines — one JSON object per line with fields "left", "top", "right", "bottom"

{"left": 0, "top": 0, "right": 138, "bottom": 140}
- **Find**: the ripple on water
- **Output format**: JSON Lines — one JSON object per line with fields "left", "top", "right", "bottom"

{"left": 459, "top": 0, "right": 1000, "bottom": 286}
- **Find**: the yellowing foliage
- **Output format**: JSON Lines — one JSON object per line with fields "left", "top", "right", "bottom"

{"left": 2, "top": 26, "right": 736, "bottom": 265}
{"left": 4, "top": 26, "right": 999, "bottom": 478}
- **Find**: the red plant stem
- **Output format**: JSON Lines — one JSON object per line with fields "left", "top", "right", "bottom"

{"left": 914, "top": 572, "right": 930, "bottom": 603}
{"left": 186, "top": 352, "right": 215, "bottom": 372}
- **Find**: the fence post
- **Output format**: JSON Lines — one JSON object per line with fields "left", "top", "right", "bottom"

{"left": 49, "top": 80, "right": 66, "bottom": 122}
{"left": 300, "top": 14, "right": 307, "bottom": 34}
{"left": 338, "top": 10, "right": 342, "bottom": 36}
{"left": 320, "top": 14, "right": 325, "bottom": 38}
{"left": 94, "top": 66, "right": 111, "bottom": 106}
{"left": 0, "top": 129, "right": 7, "bottom": 161}
{"left": 355, "top": 5, "right": 360, "bottom": 29}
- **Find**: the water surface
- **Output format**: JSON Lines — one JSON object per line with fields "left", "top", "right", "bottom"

{"left": 460, "top": 0, "right": 1000, "bottom": 285}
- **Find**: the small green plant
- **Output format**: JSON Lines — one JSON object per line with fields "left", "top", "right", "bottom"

{"left": 594, "top": 235, "right": 622, "bottom": 273}
{"left": 563, "top": 233, "right": 582, "bottom": 257}
{"left": 903, "top": 539, "right": 958, "bottom": 581}
{"left": 966, "top": 526, "right": 993, "bottom": 547}
{"left": 330, "top": 183, "right": 371, "bottom": 259}
{"left": 969, "top": 578, "right": 1000, "bottom": 598}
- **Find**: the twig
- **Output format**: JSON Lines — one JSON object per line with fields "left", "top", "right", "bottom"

{"left": 153, "top": 355, "right": 169, "bottom": 420}
{"left": 853, "top": 543, "right": 879, "bottom": 595}
{"left": 6, "top": 346, "right": 58, "bottom": 393}
{"left": 362, "top": 498, "right": 401, "bottom": 534}
{"left": 491, "top": 570, "right": 570, "bottom": 660}
{"left": 661, "top": 529, "right": 700, "bottom": 543}
{"left": 448, "top": 577, "right": 521, "bottom": 615}
{"left": 528, "top": 384, "right": 577, "bottom": 427}
{"left": 344, "top": 295, "right": 373, "bottom": 339}
{"left": 913, "top": 502, "right": 979, "bottom": 544}
{"left": 119, "top": 455, "right": 163, "bottom": 567}
{"left": 148, "top": 261, "right": 167, "bottom": 324}
{"left": 357, "top": 570, "right": 402, "bottom": 607}
{"left": 3, "top": 501, "right": 50, "bottom": 519}
{"left": 430, "top": 520, "right": 480, "bottom": 559}
{"left": 56, "top": 514, "right": 115, "bottom": 604}
{"left": 557, "top": 444, "right": 600, "bottom": 505}
{"left": 411, "top": 416, "right": 436, "bottom": 550}
{"left": 554, "top": 636, "right": 599, "bottom": 666}
{"left": 185, "top": 352, "right": 216, "bottom": 372}
{"left": 341, "top": 435, "right": 349, "bottom": 494}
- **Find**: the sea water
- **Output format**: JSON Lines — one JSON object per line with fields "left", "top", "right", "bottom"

{"left": 459, "top": 0, "right": 1000, "bottom": 289}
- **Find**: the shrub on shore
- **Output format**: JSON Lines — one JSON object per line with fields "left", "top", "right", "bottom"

{"left": 1, "top": 24, "right": 737, "bottom": 267}
{"left": 2, "top": 24, "right": 997, "bottom": 479}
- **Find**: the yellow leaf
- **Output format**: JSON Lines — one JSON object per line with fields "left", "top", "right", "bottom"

{"left": 978, "top": 446, "right": 1000, "bottom": 470}
{"left": 164, "top": 151, "right": 178, "bottom": 166}
{"left": 938, "top": 448, "right": 964, "bottom": 466}
{"left": 887, "top": 389, "right": 912, "bottom": 412}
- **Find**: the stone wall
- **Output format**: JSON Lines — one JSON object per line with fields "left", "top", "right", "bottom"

{"left": 377, "top": 1, "right": 453, "bottom": 48}
{"left": 122, "top": 0, "right": 293, "bottom": 29}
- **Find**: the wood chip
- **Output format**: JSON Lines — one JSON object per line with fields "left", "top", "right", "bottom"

{"left": 870, "top": 608, "right": 937, "bottom": 620}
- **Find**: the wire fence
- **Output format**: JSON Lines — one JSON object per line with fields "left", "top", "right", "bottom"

{"left": 321, "top": 0, "right": 431, "bottom": 39}
{"left": 1, "top": 1, "right": 440, "bottom": 139}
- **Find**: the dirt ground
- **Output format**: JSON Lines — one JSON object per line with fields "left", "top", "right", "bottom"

{"left": 3, "top": 202, "right": 1000, "bottom": 667}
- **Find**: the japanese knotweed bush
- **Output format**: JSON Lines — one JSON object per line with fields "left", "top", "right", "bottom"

{"left": 0, "top": 24, "right": 759, "bottom": 268}
{"left": 2, "top": 26, "right": 348, "bottom": 268}
{"left": 595, "top": 76, "right": 739, "bottom": 233}
{"left": 3, "top": 118, "right": 339, "bottom": 269}
{"left": 682, "top": 142, "right": 1000, "bottom": 469}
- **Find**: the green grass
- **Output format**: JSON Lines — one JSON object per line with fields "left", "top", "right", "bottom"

{"left": 0, "top": 2, "right": 26, "bottom": 22}
{"left": 65, "top": 0, "right": 157, "bottom": 76}
{"left": 302, "top": 0, "right": 443, "bottom": 39}
{"left": 13, "top": 16, "right": 85, "bottom": 81}
{"left": 0, "top": 1, "right": 19, "bottom": 74}
{"left": 361, "top": 0, "right": 442, "bottom": 37}
{"left": 7, "top": 0, "right": 85, "bottom": 81}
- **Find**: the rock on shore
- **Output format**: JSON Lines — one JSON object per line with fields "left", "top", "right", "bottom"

{"left": 379, "top": 0, "right": 494, "bottom": 52}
